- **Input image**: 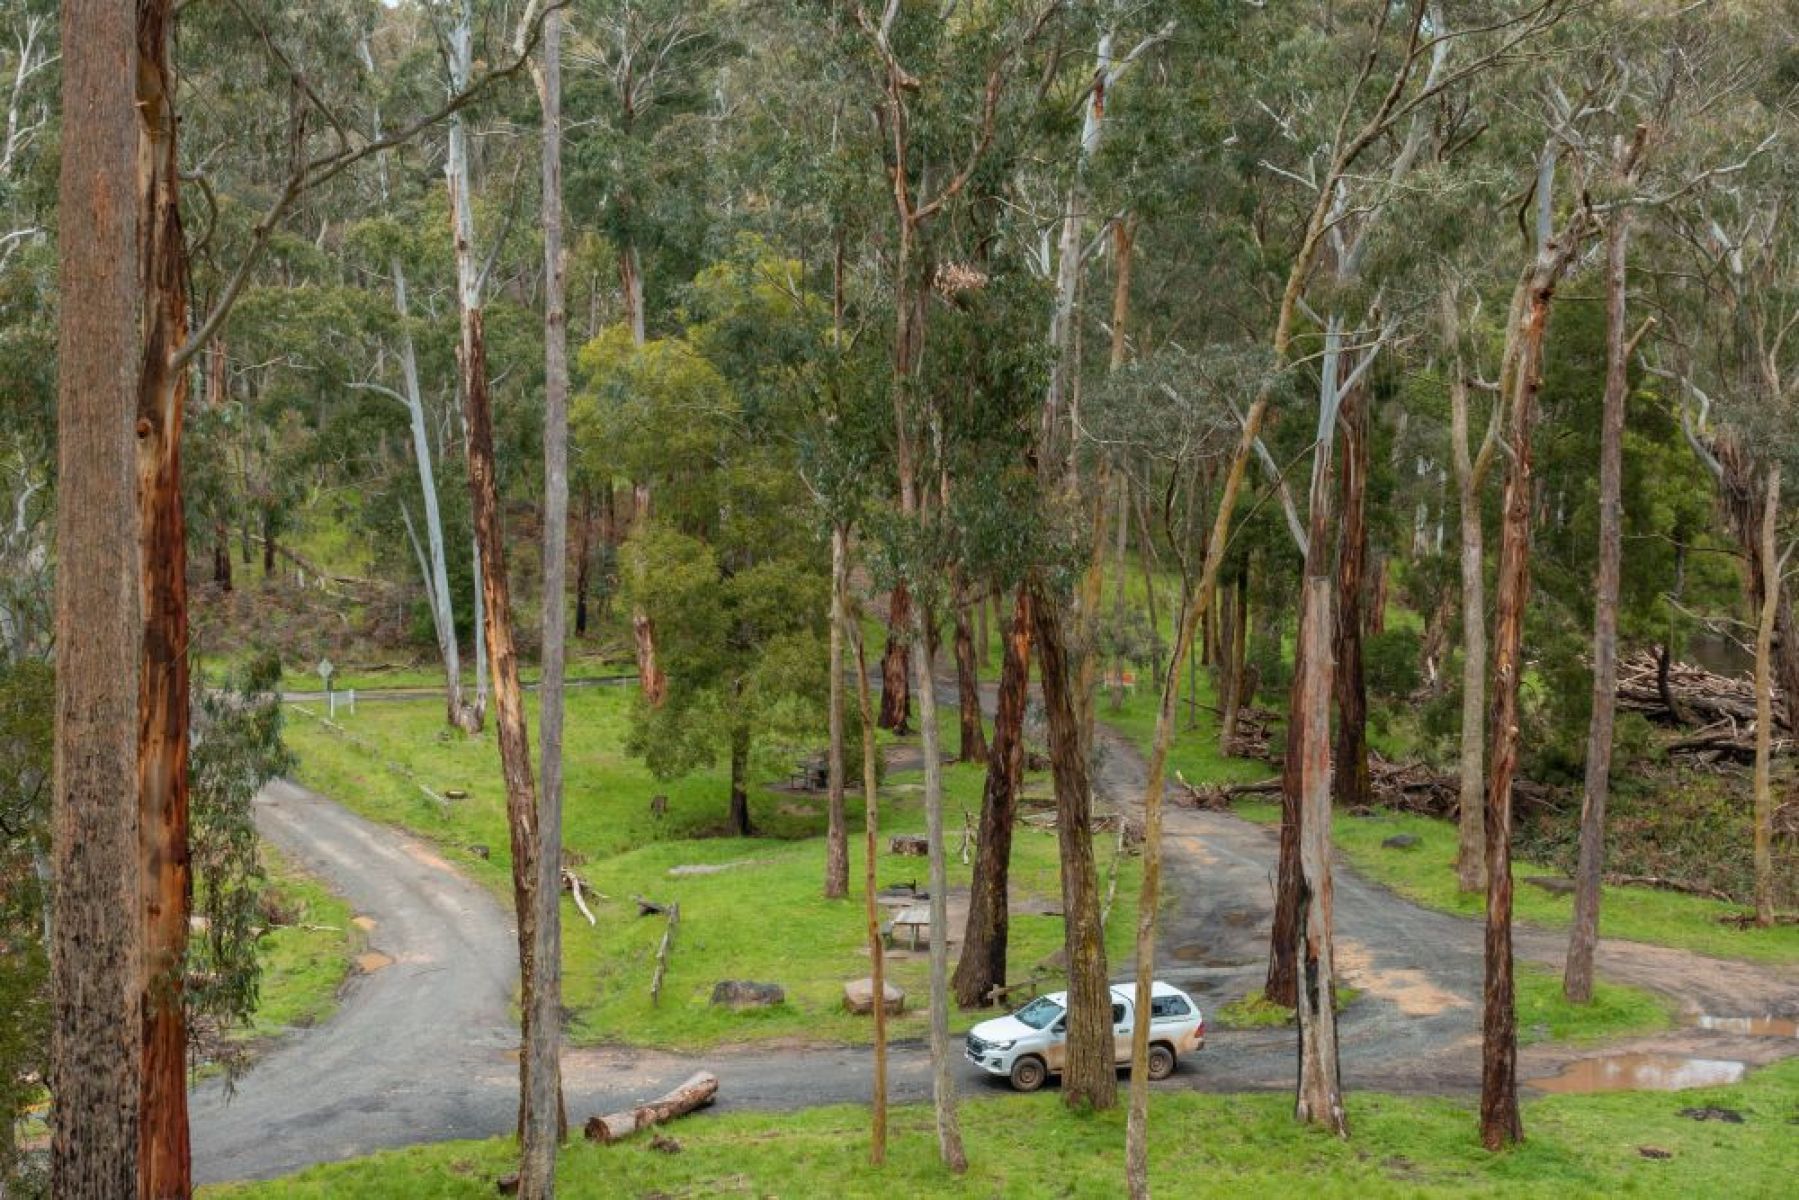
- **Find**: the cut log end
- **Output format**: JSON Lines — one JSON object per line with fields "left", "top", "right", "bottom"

{"left": 584, "top": 1071, "right": 719, "bottom": 1145}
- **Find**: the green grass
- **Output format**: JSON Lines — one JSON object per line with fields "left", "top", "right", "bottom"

{"left": 247, "top": 846, "right": 358, "bottom": 1037}
{"left": 1214, "top": 985, "right": 1363, "bottom": 1030}
{"left": 1229, "top": 802, "right": 1799, "bottom": 966}
{"left": 1513, "top": 963, "right": 1669, "bottom": 1045}
{"left": 283, "top": 688, "right": 1138, "bottom": 1048}
{"left": 203, "top": 1056, "right": 1799, "bottom": 1198}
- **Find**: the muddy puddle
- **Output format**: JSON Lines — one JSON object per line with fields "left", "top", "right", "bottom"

{"left": 355, "top": 951, "right": 394, "bottom": 974}
{"left": 1527, "top": 1054, "right": 1746, "bottom": 1094}
{"left": 1168, "top": 942, "right": 1253, "bottom": 968}
{"left": 1695, "top": 1014, "right": 1799, "bottom": 1038}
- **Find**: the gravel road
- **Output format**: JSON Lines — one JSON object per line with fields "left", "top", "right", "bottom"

{"left": 192, "top": 735, "right": 1799, "bottom": 1183}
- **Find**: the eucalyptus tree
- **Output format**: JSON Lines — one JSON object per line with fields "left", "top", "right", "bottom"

{"left": 52, "top": 1, "right": 141, "bottom": 1188}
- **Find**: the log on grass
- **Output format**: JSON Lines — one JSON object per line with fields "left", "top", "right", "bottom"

{"left": 584, "top": 1072, "right": 720, "bottom": 1144}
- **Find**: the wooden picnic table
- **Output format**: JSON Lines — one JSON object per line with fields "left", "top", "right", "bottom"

{"left": 887, "top": 904, "right": 932, "bottom": 950}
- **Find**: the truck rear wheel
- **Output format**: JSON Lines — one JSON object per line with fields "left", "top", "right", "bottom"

{"left": 1148, "top": 1043, "right": 1176, "bottom": 1081}
{"left": 1009, "top": 1055, "right": 1048, "bottom": 1092}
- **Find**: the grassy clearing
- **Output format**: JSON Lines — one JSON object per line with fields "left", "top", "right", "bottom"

{"left": 1231, "top": 800, "right": 1799, "bottom": 965}
{"left": 203, "top": 1056, "right": 1799, "bottom": 1198}
{"left": 247, "top": 846, "right": 358, "bottom": 1037}
{"left": 283, "top": 688, "right": 1138, "bottom": 1048}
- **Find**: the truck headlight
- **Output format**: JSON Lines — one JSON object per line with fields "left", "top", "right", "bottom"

{"left": 991, "top": 1040, "right": 1015, "bottom": 1052}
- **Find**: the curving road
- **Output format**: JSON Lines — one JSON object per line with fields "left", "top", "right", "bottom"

{"left": 193, "top": 741, "right": 1799, "bottom": 1184}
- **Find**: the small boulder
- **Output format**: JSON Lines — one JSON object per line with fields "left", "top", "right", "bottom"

{"left": 1637, "top": 1146, "right": 1672, "bottom": 1160}
{"left": 1381, "top": 834, "right": 1420, "bottom": 850}
{"left": 710, "top": 980, "right": 785, "bottom": 1009}
{"left": 843, "top": 977, "right": 906, "bottom": 1016}
{"left": 468, "top": 844, "right": 491, "bottom": 860}
{"left": 889, "top": 834, "right": 929, "bottom": 857}
{"left": 1525, "top": 875, "right": 1576, "bottom": 897}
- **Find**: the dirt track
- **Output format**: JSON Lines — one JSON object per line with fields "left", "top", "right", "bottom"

{"left": 192, "top": 732, "right": 1799, "bottom": 1183}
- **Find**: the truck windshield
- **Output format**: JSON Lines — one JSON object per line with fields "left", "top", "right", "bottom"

{"left": 1014, "top": 996, "right": 1065, "bottom": 1030}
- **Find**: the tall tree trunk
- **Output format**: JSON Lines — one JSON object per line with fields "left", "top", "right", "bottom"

{"left": 825, "top": 524, "right": 850, "bottom": 899}
{"left": 1125, "top": 564, "right": 1205, "bottom": 1195}
{"left": 1265, "top": 609, "right": 1306, "bottom": 1009}
{"left": 1565, "top": 207, "right": 1632, "bottom": 1003}
{"left": 135, "top": 3, "right": 195, "bottom": 1188}
{"left": 1717, "top": 438, "right": 1799, "bottom": 738}
{"left": 729, "top": 715, "right": 752, "bottom": 837}
{"left": 619, "top": 241, "right": 646, "bottom": 346}
{"left": 522, "top": 13, "right": 569, "bottom": 1191}
{"left": 911, "top": 599, "right": 965, "bottom": 1163}
{"left": 1452, "top": 414, "right": 1490, "bottom": 892}
{"left": 574, "top": 487, "right": 592, "bottom": 638}
{"left": 1294, "top": 576, "right": 1347, "bottom": 1136}
{"left": 953, "top": 585, "right": 1031, "bottom": 1007}
{"left": 1220, "top": 570, "right": 1248, "bottom": 754}
{"left": 629, "top": 481, "right": 667, "bottom": 705}
{"left": 877, "top": 584, "right": 912, "bottom": 734}
{"left": 1031, "top": 582, "right": 1115, "bottom": 1111}
{"left": 1332, "top": 382, "right": 1371, "bottom": 811}
{"left": 952, "top": 595, "right": 988, "bottom": 764}
{"left": 1110, "top": 480, "right": 1130, "bottom": 711}
{"left": 362, "top": 38, "right": 472, "bottom": 733}
{"left": 53, "top": 2, "right": 143, "bottom": 1187}
{"left": 1482, "top": 284, "right": 1550, "bottom": 1155}
{"left": 848, "top": 617, "right": 888, "bottom": 1163}
{"left": 1753, "top": 469, "right": 1782, "bottom": 928}
{"left": 449, "top": 0, "right": 547, "bottom": 1158}
{"left": 975, "top": 584, "right": 989, "bottom": 667}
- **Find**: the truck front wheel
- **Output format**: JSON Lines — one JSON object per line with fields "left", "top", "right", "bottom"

{"left": 1009, "top": 1055, "right": 1048, "bottom": 1092}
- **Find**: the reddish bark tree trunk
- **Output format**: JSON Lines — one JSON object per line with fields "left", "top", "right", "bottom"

{"left": 1265, "top": 605, "right": 1307, "bottom": 1009}
{"left": 878, "top": 584, "right": 913, "bottom": 734}
{"left": 461, "top": 300, "right": 549, "bottom": 1152}
{"left": 952, "top": 599, "right": 988, "bottom": 764}
{"left": 136, "top": 2, "right": 195, "bottom": 1188}
{"left": 1482, "top": 279, "right": 1553, "bottom": 1154}
{"left": 953, "top": 585, "right": 1031, "bottom": 1007}
{"left": 53, "top": 2, "right": 144, "bottom": 1187}
{"left": 1332, "top": 383, "right": 1372, "bottom": 812}
{"left": 1031, "top": 580, "right": 1114, "bottom": 1111}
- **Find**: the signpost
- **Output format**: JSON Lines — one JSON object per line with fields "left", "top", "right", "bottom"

{"left": 319, "top": 658, "right": 336, "bottom": 717}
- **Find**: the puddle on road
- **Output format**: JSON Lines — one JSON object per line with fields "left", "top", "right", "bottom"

{"left": 1527, "top": 1054, "right": 1746, "bottom": 1094}
{"left": 1168, "top": 942, "right": 1253, "bottom": 968}
{"left": 1695, "top": 1014, "right": 1799, "bottom": 1038}
{"left": 355, "top": 951, "right": 394, "bottom": 974}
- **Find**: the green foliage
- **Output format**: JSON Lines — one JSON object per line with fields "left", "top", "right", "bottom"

{"left": 189, "top": 654, "right": 297, "bottom": 1070}
{"left": 0, "top": 659, "right": 49, "bottom": 1187}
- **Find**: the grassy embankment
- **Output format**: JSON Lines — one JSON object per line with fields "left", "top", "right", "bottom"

{"left": 204, "top": 1056, "right": 1799, "bottom": 1199}
{"left": 246, "top": 846, "right": 359, "bottom": 1038}
{"left": 282, "top": 685, "right": 1139, "bottom": 1048}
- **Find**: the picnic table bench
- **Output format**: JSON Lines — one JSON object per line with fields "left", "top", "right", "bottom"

{"left": 884, "top": 904, "right": 932, "bottom": 950}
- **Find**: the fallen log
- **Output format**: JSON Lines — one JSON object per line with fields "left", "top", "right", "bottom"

{"left": 633, "top": 894, "right": 670, "bottom": 917}
{"left": 584, "top": 1072, "right": 719, "bottom": 1144}
{"left": 1604, "top": 873, "right": 1734, "bottom": 903}
{"left": 564, "top": 869, "right": 597, "bottom": 927}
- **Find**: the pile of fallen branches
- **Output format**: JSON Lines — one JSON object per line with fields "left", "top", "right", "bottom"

{"left": 1223, "top": 706, "right": 1277, "bottom": 761}
{"left": 1176, "top": 754, "right": 1549, "bottom": 818}
{"left": 1619, "top": 651, "right": 1784, "bottom": 744}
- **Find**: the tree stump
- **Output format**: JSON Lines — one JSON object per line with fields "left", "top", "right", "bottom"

{"left": 709, "top": 980, "right": 784, "bottom": 1008}
{"left": 889, "top": 834, "right": 928, "bottom": 856}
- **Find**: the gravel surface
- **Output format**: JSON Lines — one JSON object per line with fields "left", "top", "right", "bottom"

{"left": 191, "top": 718, "right": 1799, "bottom": 1183}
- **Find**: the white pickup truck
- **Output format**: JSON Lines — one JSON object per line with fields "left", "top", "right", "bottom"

{"left": 964, "top": 980, "right": 1206, "bottom": 1092}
